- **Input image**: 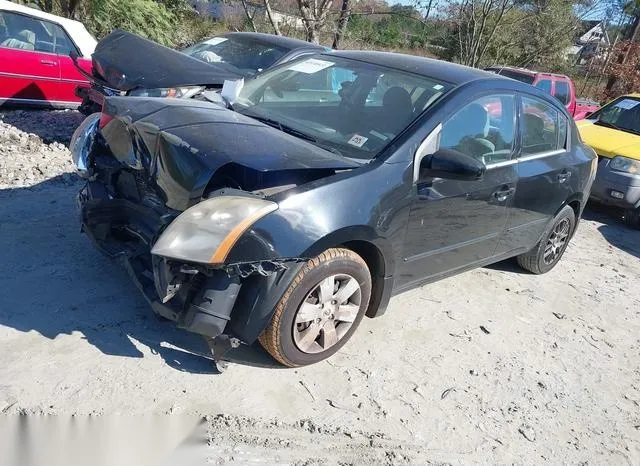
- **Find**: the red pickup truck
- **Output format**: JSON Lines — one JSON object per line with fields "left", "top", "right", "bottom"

{"left": 485, "top": 66, "right": 599, "bottom": 120}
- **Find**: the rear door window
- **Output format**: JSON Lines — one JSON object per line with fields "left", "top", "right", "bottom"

{"left": 521, "top": 96, "right": 561, "bottom": 155}
{"left": 558, "top": 114, "right": 568, "bottom": 149}
{"left": 0, "top": 11, "right": 76, "bottom": 55}
{"left": 553, "top": 81, "right": 570, "bottom": 106}
{"left": 0, "top": 11, "right": 39, "bottom": 51}
{"left": 535, "top": 79, "right": 552, "bottom": 94}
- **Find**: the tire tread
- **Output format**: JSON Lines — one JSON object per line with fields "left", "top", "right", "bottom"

{"left": 517, "top": 205, "right": 575, "bottom": 275}
{"left": 259, "top": 248, "right": 368, "bottom": 367}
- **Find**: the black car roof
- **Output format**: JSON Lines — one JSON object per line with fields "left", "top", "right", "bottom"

{"left": 326, "top": 50, "right": 503, "bottom": 85}
{"left": 221, "top": 32, "right": 324, "bottom": 51}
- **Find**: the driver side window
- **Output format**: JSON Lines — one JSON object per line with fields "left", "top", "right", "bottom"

{"left": 440, "top": 94, "right": 515, "bottom": 166}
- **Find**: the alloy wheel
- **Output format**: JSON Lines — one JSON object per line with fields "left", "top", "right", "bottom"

{"left": 543, "top": 218, "right": 570, "bottom": 265}
{"left": 292, "top": 274, "right": 362, "bottom": 354}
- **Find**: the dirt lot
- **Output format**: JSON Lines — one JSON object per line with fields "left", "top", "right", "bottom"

{"left": 1, "top": 110, "right": 639, "bottom": 464}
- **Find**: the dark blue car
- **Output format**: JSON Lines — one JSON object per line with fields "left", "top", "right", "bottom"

{"left": 71, "top": 51, "right": 597, "bottom": 368}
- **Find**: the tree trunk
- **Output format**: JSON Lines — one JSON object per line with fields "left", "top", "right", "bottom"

{"left": 332, "top": 0, "right": 351, "bottom": 49}
{"left": 297, "top": 0, "right": 333, "bottom": 44}
{"left": 39, "top": 0, "right": 54, "bottom": 13}
{"left": 606, "top": 14, "right": 640, "bottom": 91}
{"left": 263, "top": 0, "right": 282, "bottom": 36}
{"left": 240, "top": 0, "right": 258, "bottom": 32}
{"left": 307, "top": 27, "right": 320, "bottom": 44}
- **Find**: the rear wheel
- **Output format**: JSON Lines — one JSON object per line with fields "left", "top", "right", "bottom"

{"left": 517, "top": 205, "right": 576, "bottom": 274}
{"left": 259, "top": 248, "right": 371, "bottom": 367}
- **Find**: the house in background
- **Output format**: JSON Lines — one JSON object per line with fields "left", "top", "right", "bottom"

{"left": 188, "top": 0, "right": 304, "bottom": 31}
{"left": 567, "top": 20, "right": 610, "bottom": 63}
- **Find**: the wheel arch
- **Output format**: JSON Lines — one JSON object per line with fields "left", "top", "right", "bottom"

{"left": 302, "top": 226, "right": 395, "bottom": 319}
{"left": 227, "top": 226, "right": 396, "bottom": 344}
{"left": 556, "top": 193, "right": 583, "bottom": 237}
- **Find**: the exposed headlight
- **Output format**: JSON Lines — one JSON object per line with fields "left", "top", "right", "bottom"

{"left": 128, "top": 86, "right": 204, "bottom": 99}
{"left": 610, "top": 156, "right": 640, "bottom": 174}
{"left": 151, "top": 196, "right": 278, "bottom": 264}
{"left": 69, "top": 112, "right": 100, "bottom": 178}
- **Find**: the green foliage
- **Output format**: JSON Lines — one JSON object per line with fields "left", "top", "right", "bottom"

{"left": 15, "top": 0, "right": 189, "bottom": 45}
{"left": 172, "top": 11, "right": 229, "bottom": 48}
{"left": 344, "top": 4, "right": 439, "bottom": 50}
{"left": 87, "top": 0, "right": 179, "bottom": 45}
{"left": 486, "top": 0, "right": 579, "bottom": 68}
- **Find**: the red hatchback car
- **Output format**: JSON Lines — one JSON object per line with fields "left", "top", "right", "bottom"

{"left": 0, "top": 0, "right": 96, "bottom": 108}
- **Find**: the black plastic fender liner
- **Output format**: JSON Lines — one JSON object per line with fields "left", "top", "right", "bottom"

{"left": 179, "top": 272, "right": 241, "bottom": 338}
{"left": 226, "top": 261, "right": 306, "bottom": 344}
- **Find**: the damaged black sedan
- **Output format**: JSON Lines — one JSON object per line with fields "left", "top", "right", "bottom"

{"left": 71, "top": 51, "right": 596, "bottom": 367}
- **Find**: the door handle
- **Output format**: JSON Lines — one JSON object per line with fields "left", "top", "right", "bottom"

{"left": 492, "top": 186, "right": 515, "bottom": 202}
{"left": 40, "top": 59, "right": 57, "bottom": 66}
{"left": 557, "top": 170, "right": 571, "bottom": 183}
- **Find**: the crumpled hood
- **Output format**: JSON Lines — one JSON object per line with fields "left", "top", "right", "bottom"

{"left": 92, "top": 30, "right": 243, "bottom": 91}
{"left": 100, "top": 97, "right": 360, "bottom": 210}
{"left": 577, "top": 119, "right": 640, "bottom": 160}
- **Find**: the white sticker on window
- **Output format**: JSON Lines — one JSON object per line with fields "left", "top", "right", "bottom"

{"left": 433, "top": 84, "right": 444, "bottom": 90}
{"left": 615, "top": 99, "right": 640, "bottom": 110}
{"left": 204, "top": 37, "right": 228, "bottom": 46}
{"left": 288, "top": 58, "right": 334, "bottom": 74}
{"left": 348, "top": 134, "right": 368, "bottom": 147}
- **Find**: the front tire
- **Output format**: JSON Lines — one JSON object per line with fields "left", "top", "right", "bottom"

{"left": 259, "top": 248, "right": 371, "bottom": 367}
{"left": 517, "top": 205, "right": 576, "bottom": 274}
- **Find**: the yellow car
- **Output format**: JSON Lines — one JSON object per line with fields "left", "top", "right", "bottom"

{"left": 577, "top": 94, "right": 640, "bottom": 225}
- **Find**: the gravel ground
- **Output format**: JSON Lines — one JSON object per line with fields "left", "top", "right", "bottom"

{"left": 0, "top": 110, "right": 639, "bottom": 464}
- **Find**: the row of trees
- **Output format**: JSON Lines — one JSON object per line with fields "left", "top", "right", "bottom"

{"left": 246, "top": 0, "right": 593, "bottom": 69}
{"left": 15, "top": 0, "right": 640, "bottom": 100}
{"left": 15, "top": 0, "right": 588, "bottom": 65}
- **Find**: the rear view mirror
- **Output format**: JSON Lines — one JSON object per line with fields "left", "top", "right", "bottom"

{"left": 420, "top": 148, "right": 485, "bottom": 181}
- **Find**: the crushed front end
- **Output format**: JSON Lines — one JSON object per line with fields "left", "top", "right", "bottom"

{"left": 69, "top": 98, "right": 357, "bottom": 361}
{"left": 73, "top": 117, "right": 241, "bottom": 345}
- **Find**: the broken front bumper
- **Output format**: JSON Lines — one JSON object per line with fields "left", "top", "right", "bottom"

{"left": 78, "top": 181, "right": 239, "bottom": 338}
{"left": 77, "top": 181, "right": 303, "bottom": 344}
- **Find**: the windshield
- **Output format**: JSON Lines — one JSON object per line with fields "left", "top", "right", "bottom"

{"left": 182, "top": 36, "right": 288, "bottom": 75}
{"left": 234, "top": 55, "right": 452, "bottom": 160}
{"left": 590, "top": 96, "right": 640, "bottom": 135}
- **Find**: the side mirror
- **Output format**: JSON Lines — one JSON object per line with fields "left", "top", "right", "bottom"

{"left": 69, "top": 49, "right": 79, "bottom": 63}
{"left": 420, "top": 148, "right": 485, "bottom": 181}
